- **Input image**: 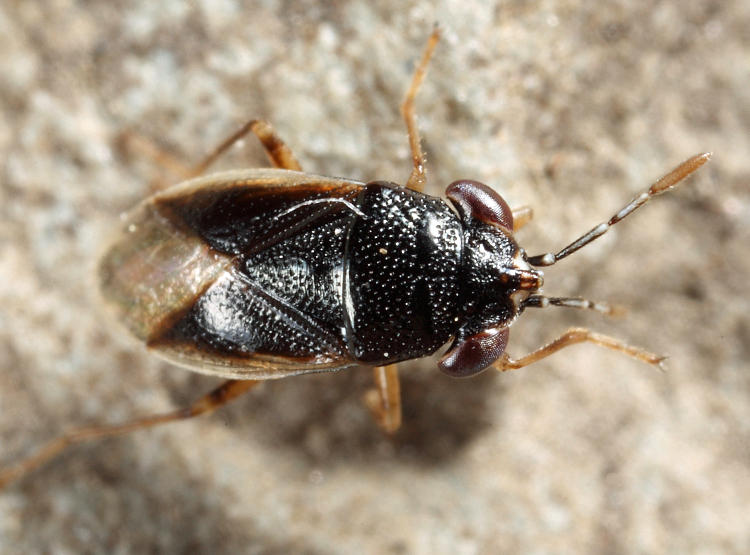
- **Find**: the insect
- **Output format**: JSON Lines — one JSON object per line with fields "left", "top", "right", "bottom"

{"left": 0, "top": 29, "right": 710, "bottom": 488}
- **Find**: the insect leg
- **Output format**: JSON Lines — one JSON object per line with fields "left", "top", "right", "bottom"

{"left": 528, "top": 153, "right": 711, "bottom": 266}
{"left": 402, "top": 27, "right": 441, "bottom": 192}
{"left": 187, "top": 119, "right": 302, "bottom": 176}
{"left": 119, "top": 119, "right": 302, "bottom": 190}
{"left": 0, "top": 379, "right": 258, "bottom": 489}
{"left": 363, "top": 365, "right": 402, "bottom": 434}
{"left": 512, "top": 206, "right": 534, "bottom": 231}
{"left": 493, "top": 327, "right": 666, "bottom": 372}
{"left": 117, "top": 130, "right": 195, "bottom": 179}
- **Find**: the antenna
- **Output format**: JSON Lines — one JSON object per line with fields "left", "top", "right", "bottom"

{"left": 528, "top": 153, "right": 712, "bottom": 267}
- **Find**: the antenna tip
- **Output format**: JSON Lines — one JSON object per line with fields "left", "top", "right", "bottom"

{"left": 682, "top": 151, "right": 713, "bottom": 176}
{"left": 651, "top": 152, "right": 712, "bottom": 194}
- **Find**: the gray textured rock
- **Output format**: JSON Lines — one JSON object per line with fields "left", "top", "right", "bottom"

{"left": 1, "top": 1, "right": 748, "bottom": 553}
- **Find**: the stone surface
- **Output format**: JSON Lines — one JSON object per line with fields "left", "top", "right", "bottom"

{"left": 1, "top": 1, "right": 748, "bottom": 553}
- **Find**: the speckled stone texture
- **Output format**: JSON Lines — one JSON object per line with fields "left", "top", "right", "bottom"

{"left": 1, "top": 1, "right": 748, "bottom": 553}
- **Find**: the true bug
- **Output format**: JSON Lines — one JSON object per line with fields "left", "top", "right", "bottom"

{"left": 0, "top": 29, "right": 710, "bottom": 488}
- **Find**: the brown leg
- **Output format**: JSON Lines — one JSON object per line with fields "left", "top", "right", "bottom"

{"left": 117, "top": 130, "right": 194, "bottom": 180}
{"left": 363, "top": 365, "right": 402, "bottom": 434}
{"left": 0, "top": 379, "right": 259, "bottom": 489}
{"left": 187, "top": 119, "right": 302, "bottom": 176}
{"left": 402, "top": 28, "right": 441, "bottom": 192}
{"left": 511, "top": 206, "right": 533, "bottom": 231}
{"left": 119, "top": 119, "right": 302, "bottom": 191}
{"left": 493, "top": 327, "right": 666, "bottom": 372}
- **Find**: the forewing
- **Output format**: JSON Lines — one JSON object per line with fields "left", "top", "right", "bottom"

{"left": 152, "top": 168, "right": 364, "bottom": 255}
{"left": 147, "top": 265, "right": 355, "bottom": 380}
{"left": 110, "top": 168, "right": 365, "bottom": 379}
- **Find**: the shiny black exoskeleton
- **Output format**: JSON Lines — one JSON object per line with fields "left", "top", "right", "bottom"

{"left": 346, "top": 180, "right": 541, "bottom": 376}
{"left": 123, "top": 174, "right": 542, "bottom": 379}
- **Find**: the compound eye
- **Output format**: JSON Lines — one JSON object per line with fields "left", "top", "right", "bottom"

{"left": 446, "top": 180, "right": 514, "bottom": 233}
{"left": 438, "top": 327, "right": 509, "bottom": 378}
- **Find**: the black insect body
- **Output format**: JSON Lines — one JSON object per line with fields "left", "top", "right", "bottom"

{"left": 100, "top": 173, "right": 539, "bottom": 380}
{"left": 0, "top": 29, "right": 710, "bottom": 488}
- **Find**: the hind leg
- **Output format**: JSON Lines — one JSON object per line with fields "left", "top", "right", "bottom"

{"left": 0, "top": 379, "right": 259, "bottom": 489}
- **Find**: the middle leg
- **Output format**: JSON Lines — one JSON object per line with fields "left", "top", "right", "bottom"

{"left": 119, "top": 118, "right": 303, "bottom": 192}
{"left": 363, "top": 364, "right": 402, "bottom": 434}
{"left": 187, "top": 118, "right": 302, "bottom": 176}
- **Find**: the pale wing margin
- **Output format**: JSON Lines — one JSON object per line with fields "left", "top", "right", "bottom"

{"left": 149, "top": 348, "right": 358, "bottom": 380}
{"left": 154, "top": 168, "right": 366, "bottom": 203}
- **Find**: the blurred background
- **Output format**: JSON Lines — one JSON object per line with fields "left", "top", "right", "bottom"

{"left": 0, "top": 1, "right": 748, "bottom": 553}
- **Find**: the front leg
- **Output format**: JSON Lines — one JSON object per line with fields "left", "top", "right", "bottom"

{"left": 401, "top": 28, "right": 440, "bottom": 192}
{"left": 512, "top": 206, "right": 533, "bottom": 231}
{"left": 493, "top": 327, "right": 666, "bottom": 372}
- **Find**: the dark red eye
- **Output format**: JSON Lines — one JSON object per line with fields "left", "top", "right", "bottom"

{"left": 438, "top": 327, "right": 509, "bottom": 377}
{"left": 446, "top": 180, "right": 514, "bottom": 233}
